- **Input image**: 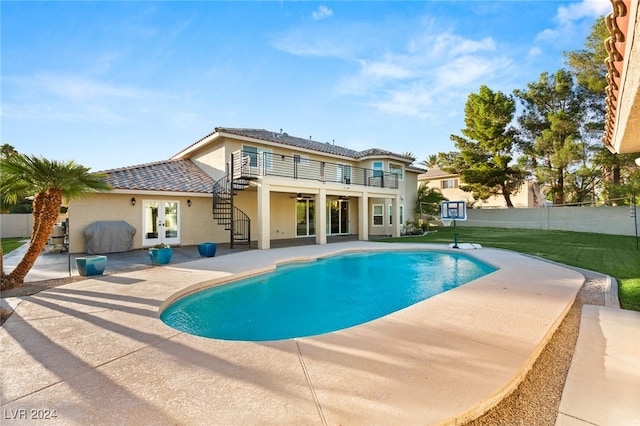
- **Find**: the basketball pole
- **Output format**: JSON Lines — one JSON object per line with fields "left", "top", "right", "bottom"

{"left": 453, "top": 219, "right": 459, "bottom": 248}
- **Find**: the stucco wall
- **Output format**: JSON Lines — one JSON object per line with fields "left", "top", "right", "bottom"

{"left": 0, "top": 214, "right": 33, "bottom": 238}
{"left": 190, "top": 144, "right": 227, "bottom": 182}
{"left": 235, "top": 190, "right": 362, "bottom": 240}
{"left": 68, "top": 193, "right": 226, "bottom": 253}
{"left": 404, "top": 171, "right": 419, "bottom": 219}
{"left": 457, "top": 206, "right": 638, "bottom": 236}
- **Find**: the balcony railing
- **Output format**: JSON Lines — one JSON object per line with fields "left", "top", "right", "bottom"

{"left": 232, "top": 150, "right": 399, "bottom": 189}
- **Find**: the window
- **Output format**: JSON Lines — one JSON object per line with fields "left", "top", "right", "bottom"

{"left": 337, "top": 163, "right": 352, "bottom": 184}
{"left": 293, "top": 154, "right": 309, "bottom": 165}
{"left": 243, "top": 146, "right": 258, "bottom": 167}
{"left": 373, "top": 204, "right": 384, "bottom": 226}
{"left": 388, "top": 205, "right": 405, "bottom": 226}
{"left": 373, "top": 161, "right": 383, "bottom": 177}
{"left": 388, "top": 163, "right": 403, "bottom": 180}
{"left": 242, "top": 146, "right": 272, "bottom": 170}
{"left": 441, "top": 178, "right": 458, "bottom": 189}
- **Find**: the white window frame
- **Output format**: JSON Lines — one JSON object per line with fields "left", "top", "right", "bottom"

{"left": 373, "top": 204, "right": 384, "bottom": 226}
{"left": 373, "top": 161, "right": 383, "bottom": 176}
{"left": 388, "top": 204, "right": 405, "bottom": 226}
{"left": 388, "top": 163, "right": 403, "bottom": 180}
{"left": 243, "top": 145, "right": 272, "bottom": 172}
{"left": 337, "top": 163, "right": 352, "bottom": 184}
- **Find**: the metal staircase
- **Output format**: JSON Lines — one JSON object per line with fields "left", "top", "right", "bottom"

{"left": 212, "top": 152, "right": 253, "bottom": 248}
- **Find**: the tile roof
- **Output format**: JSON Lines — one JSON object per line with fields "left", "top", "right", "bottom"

{"left": 100, "top": 159, "right": 214, "bottom": 193}
{"left": 406, "top": 165, "right": 428, "bottom": 174}
{"left": 603, "top": 0, "right": 634, "bottom": 152}
{"left": 417, "top": 167, "right": 456, "bottom": 180}
{"left": 214, "top": 127, "right": 415, "bottom": 162}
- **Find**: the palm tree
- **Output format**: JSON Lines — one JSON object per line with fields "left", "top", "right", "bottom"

{"left": 420, "top": 154, "right": 439, "bottom": 169}
{"left": 1, "top": 154, "right": 111, "bottom": 290}
{"left": 414, "top": 182, "right": 447, "bottom": 231}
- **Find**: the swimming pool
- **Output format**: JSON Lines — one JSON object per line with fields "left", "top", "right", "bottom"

{"left": 160, "top": 250, "right": 497, "bottom": 341}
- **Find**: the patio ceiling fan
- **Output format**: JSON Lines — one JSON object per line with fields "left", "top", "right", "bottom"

{"left": 291, "top": 193, "right": 313, "bottom": 200}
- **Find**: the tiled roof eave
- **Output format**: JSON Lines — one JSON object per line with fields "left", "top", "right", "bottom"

{"left": 104, "top": 159, "right": 214, "bottom": 193}
{"left": 206, "top": 127, "right": 415, "bottom": 163}
{"left": 603, "top": 0, "right": 631, "bottom": 151}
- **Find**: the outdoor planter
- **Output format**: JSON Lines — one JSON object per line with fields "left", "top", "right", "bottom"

{"left": 76, "top": 255, "right": 107, "bottom": 276}
{"left": 149, "top": 247, "right": 172, "bottom": 265}
{"left": 198, "top": 242, "right": 217, "bottom": 257}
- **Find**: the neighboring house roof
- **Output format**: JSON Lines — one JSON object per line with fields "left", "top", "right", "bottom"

{"left": 100, "top": 159, "right": 214, "bottom": 193}
{"left": 174, "top": 127, "right": 416, "bottom": 163}
{"left": 603, "top": 0, "right": 640, "bottom": 154}
{"left": 406, "top": 165, "right": 427, "bottom": 174}
{"left": 417, "top": 167, "right": 457, "bottom": 180}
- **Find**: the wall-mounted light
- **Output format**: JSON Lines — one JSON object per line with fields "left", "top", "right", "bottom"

{"left": 187, "top": 199, "right": 192, "bottom": 207}
{"left": 130, "top": 197, "right": 136, "bottom": 206}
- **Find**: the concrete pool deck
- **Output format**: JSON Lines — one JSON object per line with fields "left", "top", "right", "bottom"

{"left": 0, "top": 241, "right": 634, "bottom": 424}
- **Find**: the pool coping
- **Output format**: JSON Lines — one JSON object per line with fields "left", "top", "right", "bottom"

{"left": 0, "top": 241, "right": 584, "bottom": 425}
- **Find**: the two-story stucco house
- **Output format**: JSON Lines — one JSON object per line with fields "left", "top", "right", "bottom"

{"left": 68, "top": 127, "right": 424, "bottom": 253}
{"left": 417, "top": 167, "right": 546, "bottom": 208}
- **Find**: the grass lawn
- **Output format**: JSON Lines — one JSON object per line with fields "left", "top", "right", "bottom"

{"left": 1, "top": 237, "right": 26, "bottom": 255}
{"left": 382, "top": 227, "right": 640, "bottom": 312}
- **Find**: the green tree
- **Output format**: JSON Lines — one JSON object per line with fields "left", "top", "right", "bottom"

{"left": 448, "top": 85, "right": 526, "bottom": 207}
{"left": 1, "top": 144, "right": 18, "bottom": 159}
{"left": 565, "top": 16, "right": 637, "bottom": 205}
{"left": 420, "top": 154, "right": 439, "bottom": 169}
{"left": 1, "top": 154, "right": 111, "bottom": 290}
{"left": 1, "top": 144, "right": 21, "bottom": 213}
{"left": 414, "top": 182, "right": 447, "bottom": 231}
{"left": 515, "top": 70, "right": 586, "bottom": 205}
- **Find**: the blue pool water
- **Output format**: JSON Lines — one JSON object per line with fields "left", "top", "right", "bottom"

{"left": 160, "top": 250, "right": 496, "bottom": 341}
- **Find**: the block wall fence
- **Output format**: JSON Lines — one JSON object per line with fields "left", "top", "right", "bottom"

{"left": 2, "top": 206, "right": 639, "bottom": 240}
{"left": 456, "top": 206, "right": 638, "bottom": 237}
{"left": 1, "top": 214, "right": 33, "bottom": 239}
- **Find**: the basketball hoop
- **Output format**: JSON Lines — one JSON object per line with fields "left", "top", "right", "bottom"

{"left": 440, "top": 201, "right": 467, "bottom": 248}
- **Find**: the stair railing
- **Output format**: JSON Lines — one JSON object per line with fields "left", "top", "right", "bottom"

{"left": 212, "top": 171, "right": 251, "bottom": 248}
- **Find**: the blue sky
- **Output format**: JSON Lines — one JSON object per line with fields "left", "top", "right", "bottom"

{"left": 1, "top": 0, "right": 610, "bottom": 172}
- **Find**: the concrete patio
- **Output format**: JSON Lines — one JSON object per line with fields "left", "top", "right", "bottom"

{"left": 1, "top": 241, "right": 637, "bottom": 425}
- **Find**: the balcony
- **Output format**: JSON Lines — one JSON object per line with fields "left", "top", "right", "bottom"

{"left": 231, "top": 150, "right": 399, "bottom": 189}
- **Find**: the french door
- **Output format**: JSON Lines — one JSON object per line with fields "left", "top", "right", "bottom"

{"left": 142, "top": 200, "right": 181, "bottom": 246}
{"left": 296, "top": 199, "right": 315, "bottom": 237}
{"left": 328, "top": 200, "right": 349, "bottom": 235}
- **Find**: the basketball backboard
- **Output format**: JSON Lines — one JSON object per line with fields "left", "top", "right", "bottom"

{"left": 441, "top": 201, "right": 467, "bottom": 221}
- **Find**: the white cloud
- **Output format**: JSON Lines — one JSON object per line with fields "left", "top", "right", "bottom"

{"left": 436, "top": 56, "right": 510, "bottom": 88}
{"left": 312, "top": 5, "right": 333, "bottom": 21}
{"left": 555, "top": 0, "right": 610, "bottom": 25}
{"left": 359, "top": 60, "right": 412, "bottom": 80}
{"left": 347, "top": 31, "right": 508, "bottom": 118}
{"left": 2, "top": 101, "right": 132, "bottom": 124}
{"left": 9, "top": 73, "right": 149, "bottom": 100}
{"left": 270, "top": 27, "right": 355, "bottom": 57}
{"left": 528, "top": 46, "right": 543, "bottom": 59}
{"left": 536, "top": 0, "right": 610, "bottom": 42}
{"left": 1, "top": 73, "right": 163, "bottom": 125}
{"left": 272, "top": 14, "right": 511, "bottom": 120}
{"left": 369, "top": 83, "right": 435, "bottom": 119}
{"left": 433, "top": 34, "right": 496, "bottom": 57}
